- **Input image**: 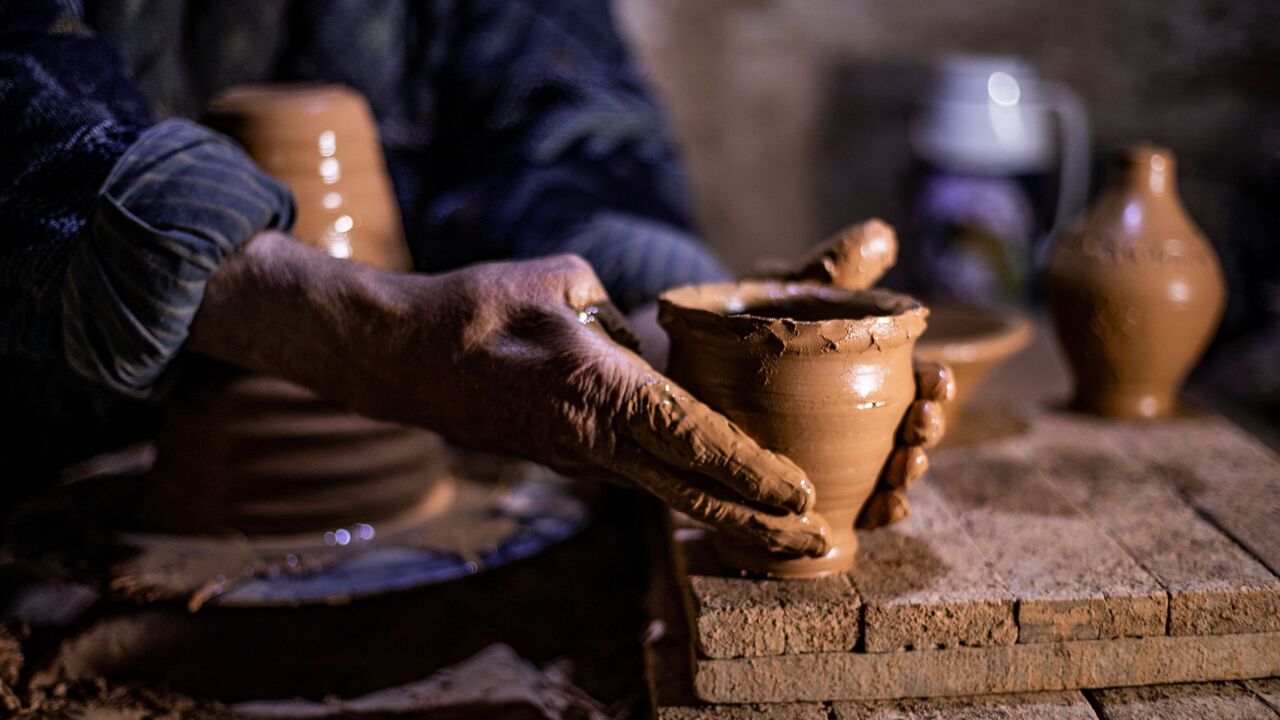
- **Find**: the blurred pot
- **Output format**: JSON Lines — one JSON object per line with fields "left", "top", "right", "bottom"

{"left": 915, "top": 302, "right": 1033, "bottom": 413}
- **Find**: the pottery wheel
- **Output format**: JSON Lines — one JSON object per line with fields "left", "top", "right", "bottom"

{"left": 7, "top": 449, "right": 594, "bottom": 609}
{"left": 212, "top": 466, "right": 591, "bottom": 606}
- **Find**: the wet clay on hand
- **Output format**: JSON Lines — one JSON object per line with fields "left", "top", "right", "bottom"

{"left": 621, "top": 380, "right": 827, "bottom": 556}
{"left": 1044, "top": 145, "right": 1225, "bottom": 419}
{"left": 398, "top": 255, "right": 832, "bottom": 559}
{"left": 170, "top": 85, "right": 829, "bottom": 564}
{"left": 780, "top": 218, "right": 898, "bottom": 290}
{"left": 659, "top": 282, "right": 927, "bottom": 577}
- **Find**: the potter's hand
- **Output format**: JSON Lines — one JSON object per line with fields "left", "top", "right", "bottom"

{"left": 417, "top": 254, "right": 829, "bottom": 557}
{"left": 856, "top": 358, "right": 953, "bottom": 529}
{"left": 761, "top": 218, "right": 898, "bottom": 290}
{"left": 190, "top": 235, "right": 828, "bottom": 558}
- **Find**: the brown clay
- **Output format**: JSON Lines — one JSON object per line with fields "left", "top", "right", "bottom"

{"left": 620, "top": 380, "right": 827, "bottom": 557}
{"left": 659, "top": 282, "right": 927, "bottom": 577}
{"left": 1044, "top": 145, "right": 1225, "bottom": 419}
{"left": 203, "top": 84, "right": 411, "bottom": 271}
{"left": 145, "top": 369, "right": 451, "bottom": 534}
{"left": 775, "top": 218, "right": 898, "bottom": 291}
{"left": 147, "top": 84, "right": 443, "bottom": 537}
{"left": 914, "top": 303, "right": 1033, "bottom": 414}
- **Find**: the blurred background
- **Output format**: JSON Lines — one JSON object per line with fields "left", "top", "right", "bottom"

{"left": 615, "top": 0, "right": 1280, "bottom": 427}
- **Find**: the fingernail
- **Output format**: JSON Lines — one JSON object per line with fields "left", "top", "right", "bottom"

{"left": 788, "top": 477, "right": 815, "bottom": 513}
{"left": 920, "top": 363, "right": 956, "bottom": 402}
{"left": 884, "top": 446, "right": 928, "bottom": 490}
{"left": 906, "top": 447, "right": 929, "bottom": 482}
{"left": 806, "top": 532, "right": 828, "bottom": 557}
{"left": 903, "top": 400, "right": 946, "bottom": 447}
{"left": 938, "top": 372, "right": 956, "bottom": 402}
{"left": 804, "top": 524, "right": 829, "bottom": 557}
{"left": 857, "top": 491, "right": 910, "bottom": 529}
{"left": 802, "top": 511, "right": 831, "bottom": 556}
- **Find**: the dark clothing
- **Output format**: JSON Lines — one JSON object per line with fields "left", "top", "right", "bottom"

{"left": 0, "top": 0, "right": 727, "bottom": 482}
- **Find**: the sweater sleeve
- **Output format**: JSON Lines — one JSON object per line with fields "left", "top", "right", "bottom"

{"left": 0, "top": 0, "right": 293, "bottom": 400}
{"left": 416, "top": 0, "right": 729, "bottom": 309}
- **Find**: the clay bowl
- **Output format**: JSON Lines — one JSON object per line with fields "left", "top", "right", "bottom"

{"left": 659, "top": 281, "right": 927, "bottom": 578}
{"left": 914, "top": 303, "right": 1033, "bottom": 414}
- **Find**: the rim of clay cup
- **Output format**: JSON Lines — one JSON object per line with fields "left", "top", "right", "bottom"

{"left": 658, "top": 280, "right": 928, "bottom": 353}
{"left": 915, "top": 302, "right": 1033, "bottom": 365}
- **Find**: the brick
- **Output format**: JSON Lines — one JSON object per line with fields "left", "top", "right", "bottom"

{"left": 677, "top": 528, "right": 860, "bottom": 658}
{"left": 686, "top": 573, "right": 787, "bottom": 658}
{"left": 651, "top": 529, "right": 829, "bottom": 719}
{"left": 1017, "top": 411, "right": 1280, "bottom": 636}
{"left": 833, "top": 691, "right": 1098, "bottom": 719}
{"left": 1088, "top": 681, "right": 1280, "bottom": 720}
{"left": 773, "top": 573, "right": 861, "bottom": 655}
{"left": 658, "top": 703, "right": 830, "bottom": 720}
{"left": 693, "top": 632, "right": 1280, "bottom": 703}
{"left": 850, "top": 482, "right": 1016, "bottom": 652}
{"left": 648, "top": 626, "right": 827, "bottom": 720}
{"left": 929, "top": 445, "right": 1166, "bottom": 643}
{"left": 1107, "top": 414, "right": 1280, "bottom": 577}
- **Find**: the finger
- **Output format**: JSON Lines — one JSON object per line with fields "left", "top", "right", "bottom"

{"left": 575, "top": 300, "right": 643, "bottom": 354}
{"left": 612, "top": 442, "right": 829, "bottom": 557}
{"left": 786, "top": 218, "right": 898, "bottom": 290}
{"left": 856, "top": 489, "right": 909, "bottom": 530}
{"left": 880, "top": 445, "right": 928, "bottom": 490}
{"left": 624, "top": 380, "right": 815, "bottom": 514}
{"left": 913, "top": 358, "right": 955, "bottom": 403}
{"left": 900, "top": 399, "right": 945, "bottom": 448}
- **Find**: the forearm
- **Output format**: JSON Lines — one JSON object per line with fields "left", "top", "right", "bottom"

{"left": 187, "top": 232, "right": 430, "bottom": 418}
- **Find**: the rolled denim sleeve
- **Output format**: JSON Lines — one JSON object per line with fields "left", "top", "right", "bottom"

{"left": 63, "top": 119, "right": 295, "bottom": 398}
{"left": 0, "top": 0, "right": 294, "bottom": 403}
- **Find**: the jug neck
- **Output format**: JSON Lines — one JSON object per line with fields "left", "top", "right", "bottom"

{"left": 1111, "top": 144, "right": 1177, "bottom": 198}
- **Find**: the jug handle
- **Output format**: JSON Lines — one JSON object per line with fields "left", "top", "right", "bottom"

{"left": 1043, "top": 81, "right": 1091, "bottom": 240}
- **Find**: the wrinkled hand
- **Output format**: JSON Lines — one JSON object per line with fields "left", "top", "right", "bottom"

{"left": 372, "top": 255, "right": 830, "bottom": 557}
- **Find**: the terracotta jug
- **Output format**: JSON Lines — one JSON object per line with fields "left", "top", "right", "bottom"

{"left": 659, "top": 282, "right": 926, "bottom": 577}
{"left": 1044, "top": 145, "right": 1225, "bottom": 419}
{"left": 144, "top": 85, "right": 447, "bottom": 534}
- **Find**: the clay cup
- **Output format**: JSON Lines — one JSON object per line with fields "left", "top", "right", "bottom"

{"left": 659, "top": 281, "right": 927, "bottom": 577}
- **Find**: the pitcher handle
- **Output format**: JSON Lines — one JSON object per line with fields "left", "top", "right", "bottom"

{"left": 1043, "top": 81, "right": 1091, "bottom": 239}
